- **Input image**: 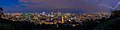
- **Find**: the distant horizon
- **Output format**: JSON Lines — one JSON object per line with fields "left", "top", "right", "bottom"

{"left": 2, "top": 8, "right": 111, "bottom": 14}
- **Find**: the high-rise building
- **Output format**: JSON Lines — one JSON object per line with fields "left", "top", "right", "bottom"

{"left": 62, "top": 15, "right": 64, "bottom": 24}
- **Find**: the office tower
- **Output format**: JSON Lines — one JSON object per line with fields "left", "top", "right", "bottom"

{"left": 62, "top": 15, "right": 64, "bottom": 24}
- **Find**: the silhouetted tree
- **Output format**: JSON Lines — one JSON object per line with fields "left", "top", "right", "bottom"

{"left": 0, "top": 7, "right": 4, "bottom": 18}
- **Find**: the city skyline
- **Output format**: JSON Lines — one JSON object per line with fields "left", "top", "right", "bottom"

{"left": 0, "top": 0, "right": 120, "bottom": 30}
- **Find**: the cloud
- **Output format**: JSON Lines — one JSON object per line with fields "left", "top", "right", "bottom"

{"left": 9, "top": 0, "right": 119, "bottom": 13}
{"left": 18, "top": 0, "right": 99, "bottom": 10}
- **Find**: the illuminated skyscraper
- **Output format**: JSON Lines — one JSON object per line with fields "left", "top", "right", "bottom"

{"left": 62, "top": 15, "right": 64, "bottom": 24}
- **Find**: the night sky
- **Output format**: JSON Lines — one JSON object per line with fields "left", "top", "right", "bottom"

{"left": 0, "top": 0, "right": 120, "bottom": 13}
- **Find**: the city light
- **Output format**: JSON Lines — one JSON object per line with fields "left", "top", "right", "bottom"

{"left": 2, "top": 12, "right": 111, "bottom": 24}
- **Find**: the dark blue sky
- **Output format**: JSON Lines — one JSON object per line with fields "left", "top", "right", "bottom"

{"left": 0, "top": 0, "right": 120, "bottom": 13}
{"left": 0, "top": 0, "right": 19, "bottom": 6}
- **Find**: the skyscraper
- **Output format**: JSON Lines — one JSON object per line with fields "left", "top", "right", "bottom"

{"left": 62, "top": 15, "right": 64, "bottom": 24}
